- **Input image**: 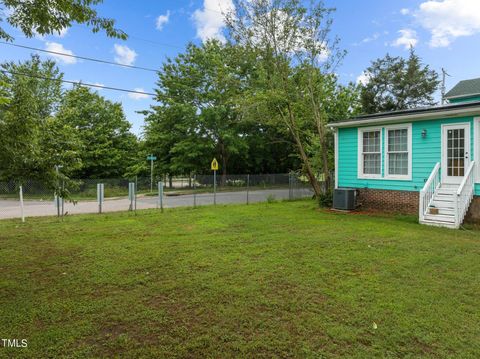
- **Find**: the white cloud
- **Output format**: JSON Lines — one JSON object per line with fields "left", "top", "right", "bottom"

{"left": 356, "top": 71, "right": 371, "bottom": 86}
{"left": 128, "top": 88, "right": 149, "bottom": 100}
{"left": 113, "top": 44, "right": 137, "bottom": 66}
{"left": 355, "top": 32, "right": 380, "bottom": 46}
{"left": 392, "top": 29, "right": 418, "bottom": 49}
{"left": 400, "top": 8, "right": 410, "bottom": 15}
{"left": 192, "top": 0, "right": 234, "bottom": 43}
{"left": 44, "top": 42, "right": 77, "bottom": 64}
{"left": 156, "top": 11, "right": 170, "bottom": 31}
{"left": 414, "top": 0, "right": 480, "bottom": 47}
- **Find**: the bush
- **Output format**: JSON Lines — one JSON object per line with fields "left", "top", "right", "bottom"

{"left": 318, "top": 189, "right": 333, "bottom": 208}
{"left": 266, "top": 194, "right": 277, "bottom": 203}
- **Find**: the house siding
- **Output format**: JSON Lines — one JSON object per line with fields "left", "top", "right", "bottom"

{"left": 338, "top": 116, "right": 480, "bottom": 196}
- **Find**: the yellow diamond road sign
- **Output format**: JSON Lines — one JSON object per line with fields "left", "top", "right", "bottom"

{"left": 211, "top": 158, "right": 219, "bottom": 171}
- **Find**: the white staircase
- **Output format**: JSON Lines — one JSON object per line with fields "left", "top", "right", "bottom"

{"left": 419, "top": 162, "right": 476, "bottom": 229}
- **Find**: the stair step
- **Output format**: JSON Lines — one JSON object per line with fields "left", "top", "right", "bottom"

{"left": 423, "top": 214, "right": 455, "bottom": 223}
{"left": 428, "top": 207, "right": 455, "bottom": 215}
{"left": 436, "top": 188, "right": 457, "bottom": 195}
{"left": 440, "top": 183, "right": 460, "bottom": 189}
{"left": 432, "top": 194, "right": 455, "bottom": 203}
{"left": 420, "top": 220, "right": 458, "bottom": 229}
{"left": 430, "top": 200, "right": 455, "bottom": 209}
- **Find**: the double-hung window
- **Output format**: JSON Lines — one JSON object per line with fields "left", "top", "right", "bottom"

{"left": 358, "top": 124, "right": 412, "bottom": 180}
{"left": 385, "top": 124, "right": 412, "bottom": 179}
{"left": 359, "top": 128, "right": 382, "bottom": 178}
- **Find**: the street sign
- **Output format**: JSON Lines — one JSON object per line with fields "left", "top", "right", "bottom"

{"left": 147, "top": 155, "right": 157, "bottom": 161}
{"left": 211, "top": 158, "right": 219, "bottom": 171}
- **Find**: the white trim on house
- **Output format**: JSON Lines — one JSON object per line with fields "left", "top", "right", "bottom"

{"left": 440, "top": 122, "right": 471, "bottom": 185}
{"left": 446, "top": 93, "right": 480, "bottom": 100}
{"left": 357, "top": 126, "right": 383, "bottom": 179}
{"left": 475, "top": 117, "right": 480, "bottom": 182}
{"left": 384, "top": 123, "right": 413, "bottom": 181}
{"left": 334, "top": 128, "right": 339, "bottom": 189}
{"left": 329, "top": 105, "right": 480, "bottom": 128}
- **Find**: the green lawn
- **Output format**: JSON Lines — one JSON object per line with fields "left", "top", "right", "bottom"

{"left": 0, "top": 201, "right": 479, "bottom": 358}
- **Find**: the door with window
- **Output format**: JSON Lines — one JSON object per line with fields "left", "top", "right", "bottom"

{"left": 442, "top": 123, "right": 470, "bottom": 184}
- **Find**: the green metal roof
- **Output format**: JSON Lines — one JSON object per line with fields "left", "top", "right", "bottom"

{"left": 445, "top": 77, "right": 480, "bottom": 99}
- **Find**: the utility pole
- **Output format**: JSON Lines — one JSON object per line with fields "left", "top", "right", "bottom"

{"left": 441, "top": 68, "right": 450, "bottom": 105}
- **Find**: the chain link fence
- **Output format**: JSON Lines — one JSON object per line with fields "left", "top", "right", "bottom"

{"left": 0, "top": 173, "right": 316, "bottom": 221}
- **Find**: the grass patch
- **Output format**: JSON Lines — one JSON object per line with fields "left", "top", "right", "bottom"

{"left": 0, "top": 201, "right": 479, "bottom": 358}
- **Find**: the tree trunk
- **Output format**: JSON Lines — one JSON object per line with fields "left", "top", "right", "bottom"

{"left": 286, "top": 106, "right": 322, "bottom": 197}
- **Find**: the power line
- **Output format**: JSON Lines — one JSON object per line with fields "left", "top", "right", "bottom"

{"left": 0, "top": 41, "right": 159, "bottom": 73}
{"left": 1, "top": 69, "right": 156, "bottom": 97}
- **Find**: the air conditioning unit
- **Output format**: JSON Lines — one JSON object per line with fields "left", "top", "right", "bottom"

{"left": 333, "top": 188, "right": 357, "bottom": 210}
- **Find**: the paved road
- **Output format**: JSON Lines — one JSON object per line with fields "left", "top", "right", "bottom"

{"left": 0, "top": 188, "right": 313, "bottom": 220}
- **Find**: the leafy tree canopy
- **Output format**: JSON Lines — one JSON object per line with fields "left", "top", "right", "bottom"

{"left": 360, "top": 48, "right": 440, "bottom": 114}
{"left": 56, "top": 86, "right": 138, "bottom": 179}
{"left": 0, "top": 0, "right": 126, "bottom": 41}
{"left": 0, "top": 55, "right": 81, "bottom": 184}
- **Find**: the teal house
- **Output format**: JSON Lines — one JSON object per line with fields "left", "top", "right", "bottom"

{"left": 330, "top": 78, "right": 480, "bottom": 229}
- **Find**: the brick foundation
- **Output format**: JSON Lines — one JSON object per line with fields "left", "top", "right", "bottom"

{"left": 356, "top": 189, "right": 419, "bottom": 214}
{"left": 465, "top": 196, "right": 480, "bottom": 224}
{"left": 356, "top": 188, "right": 480, "bottom": 224}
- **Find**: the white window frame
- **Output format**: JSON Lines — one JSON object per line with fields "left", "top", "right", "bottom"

{"left": 384, "top": 123, "right": 413, "bottom": 181}
{"left": 475, "top": 117, "right": 480, "bottom": 182}
{"left": 358, "top": 126, "right": 383, "bottom": 179}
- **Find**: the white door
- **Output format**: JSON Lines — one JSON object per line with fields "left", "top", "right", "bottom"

{"left": 442, "top": 123, "right": 470, "bottom": 184}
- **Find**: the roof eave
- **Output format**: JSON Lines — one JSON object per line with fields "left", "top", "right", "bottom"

{"left": 445, "top": 92, "right": 480, "bottom": 100}
{"left": 328, "top": 105, "right": 480, "bottom": 128}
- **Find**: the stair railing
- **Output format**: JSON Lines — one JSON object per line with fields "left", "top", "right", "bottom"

{"left": 419, "top": 162, "right": 441, "bottom": 222}
{"left": 455, "top": 161, "right": 476, "bottom": 227}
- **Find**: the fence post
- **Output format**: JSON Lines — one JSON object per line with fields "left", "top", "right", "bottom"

{"left": 19, "top": 185, "right": 25, "bottom": 223}
{"left": 135, "top": 176, "right": 137, "bottom": 213}
{"left": 61, "top": 180, "right": 65, "bottom": 217}
{"left": 56, "top": 192, "right": 60, "bottom": 217}
{"left": 128, "top": 182, "right": 135, "bottom": 211}
{"left": 288, "top": 173, "right": 293, "bottom": 200}
{"left": 97, "top": 183, "right": 104, "bottom": 214}
{"left": 158, "top": 181, "right": 164, "bottom": 212}
{"left": 193, "top": 175, "right": 197, "bottom": 208}
{"left": 246, "top": 174, "right": 250, "bottom": 205}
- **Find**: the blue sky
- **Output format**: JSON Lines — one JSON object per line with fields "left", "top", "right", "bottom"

{"left": 1, "top": 0, "right": 480, "bottom": 135}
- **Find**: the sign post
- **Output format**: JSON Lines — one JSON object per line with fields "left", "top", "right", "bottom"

{"left": 211, "top": 158, "right": 219, "bottom": 205}
{"left": 147, "top": 154, "right": 157, "bottom": 193}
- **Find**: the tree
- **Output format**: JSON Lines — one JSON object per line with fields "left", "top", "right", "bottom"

{"left": 145, "top": 41, "right": 251, "bottom": 181}
{"left": 56, "top": 86, "right": 138, "bottom": 179}
{"left": 226, "top": 0, "right": 353, "bottom": 195}
{"left": 360, "top": 48, "right": 440, "bottom": 114}
{"left": 0, "top": 55, "right": 81, "bottom": 183}
{"left": 0, "top": 0, "right": 126, "bottom": 41}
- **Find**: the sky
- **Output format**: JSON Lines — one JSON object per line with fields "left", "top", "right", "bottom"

{"left": 1, "top": 0, "right": 480, "bottom": 136}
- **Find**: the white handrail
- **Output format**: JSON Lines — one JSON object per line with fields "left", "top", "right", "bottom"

{"left": 457, "top": 161, "right": 475, "bottom": 196}
{"left": 421, "top": 162, "right": 441, "bottom": 192}
{"left": 419, "top": 162, "right": 441, "bottom": 222}
{"left": 455, "top": 161, "right": 475, "bottom": 227}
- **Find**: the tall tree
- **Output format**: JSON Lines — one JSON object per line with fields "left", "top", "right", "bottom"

{"left": 145, "top": 41, "right": 250, "bottom": 181}
{"left": 360, "top": 48, "right": 440, "bottom": 114}
{"left": 0, "top": 0, "right": 126, "bottom": 41}
{"left": 56, "top": 86, "right": 138, "bottom": 179}
{"left": 0, "top": 55, "right": 81, "bottom": 183}
{"left": 226, "top": 0, "right": 352, "bottom": 195}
